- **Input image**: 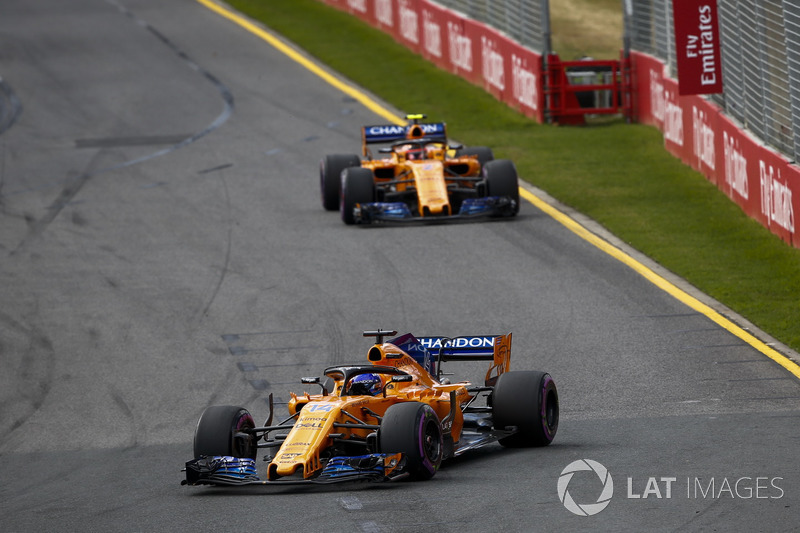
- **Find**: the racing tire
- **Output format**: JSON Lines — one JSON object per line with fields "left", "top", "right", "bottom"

{"left": 482, "top": 159, "right": 520, "bottom": 215}
{"left": 193, "top": 405, "right": 258, "bottom": 460}
{"left": 456, "top": 146, "right": 494, "bottom": 168}
{"left": 320, "top": 154, "right": 360, "bottom": 211}
{"left": 379, "top": 402, "right": 443, "bottom": 480}
{"left": 340, "top": 166, "right": 375, "bottom": 225}
{"left": 492, "top": 371, "right": 559, "bottom": 447}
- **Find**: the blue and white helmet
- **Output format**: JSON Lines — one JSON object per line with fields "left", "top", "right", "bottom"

{"left": 350, "top": 373, "right": 382, "bottom": 396}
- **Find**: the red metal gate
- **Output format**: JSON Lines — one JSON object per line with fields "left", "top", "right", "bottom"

{"left": 543, "top": 54, "right": 632, "bottom": 125}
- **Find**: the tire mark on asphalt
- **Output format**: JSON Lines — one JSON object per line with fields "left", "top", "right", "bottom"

{"left": 0, "top": 76, "right": 22, "bottom": 135}
{"left": 198, "top": 163, "right": 233, "bottom": 174}
{"left": 108, "top": 384, "right": 138, "bottom": 448}
{"left": 10, "top": 0, "right": 234, "bottom": 255}
{"left": 368, "top": 246, "right": 408, "bottom": 325}
{"left": 0, "top": 309, "right": 55, "bottom": 448}
{"left": 13, "top": 148, "right": 108, "bottom": 254}
{"left": 0, "top": 77, "right": 22, "bottom": 212}
{"left": 197, "top": 167, "right": 232, "bottom": 319}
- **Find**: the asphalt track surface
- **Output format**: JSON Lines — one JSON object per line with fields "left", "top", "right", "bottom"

{"left": 1, "top": 1, "right": 799, "bottom": 531}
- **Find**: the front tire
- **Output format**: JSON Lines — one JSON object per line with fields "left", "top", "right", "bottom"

{"left": 492, "top": 371, "right": 559, "bottom": 447}
{"left": 379, "top": 402, "right": 443, "bottom": 480}
{"left": 193, "top": 405, "right": 258, "bottom": 460}
{"left": 320, "top": 154, "right": 360, "bottom": 210}
{"left": 340, "top": 166, "right": 375, "bottom": 225}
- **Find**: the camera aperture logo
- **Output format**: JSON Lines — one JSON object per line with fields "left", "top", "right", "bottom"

{"left": 558, "top": 459, "right": 614, "bottom": 516}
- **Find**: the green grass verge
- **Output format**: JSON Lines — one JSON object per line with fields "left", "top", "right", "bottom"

{"left": 226, "top": 0, "right": 800, "bottom": 353}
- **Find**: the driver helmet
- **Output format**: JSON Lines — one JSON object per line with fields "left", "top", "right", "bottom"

{"left": 399, "top": 143, "right": 424, "bottom": 160}
{"left": 407, "top": 145, "right": 424, "bottom": 160}
{"left": 350, "top": 373, "right": 382, "bottom": 396}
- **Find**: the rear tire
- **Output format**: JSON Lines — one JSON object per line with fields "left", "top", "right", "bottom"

{"left": 492, "top": 371, "right": 559, "bottom": 447}
{"left": 340, "top": 166, "right": 375, "bottom": 225}
{"left": 483, "top": 159, "right": 520, "bottom": 215}
{"left": 193, "top": 405, "right": 258, "bottom": 459}
{"left": 379, "top": 402, "right": 443, "bottom": 480}
{"left": 320, "top": 154, "right": 360, "bottom": 210}
{"left": 456, "top": 146, "right": 494, "bottom": 168}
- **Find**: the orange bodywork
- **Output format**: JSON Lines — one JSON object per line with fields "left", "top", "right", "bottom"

{"left": 360, "top": 153, "right": 483, "bottom": 217}
{"left": 268, "top": 334, "right": 511, "bottom": 481}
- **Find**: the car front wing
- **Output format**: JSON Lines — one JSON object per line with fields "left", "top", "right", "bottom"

{"left": 182, "top": 453, "right": 407, "bottom": 486}
{"left": 355, "top": 196, "right": 517, "bottom": 224}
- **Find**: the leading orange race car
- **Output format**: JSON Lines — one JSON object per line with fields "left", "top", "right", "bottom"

{"left": 183, "top": 329, "right": 559, "bottom": 486}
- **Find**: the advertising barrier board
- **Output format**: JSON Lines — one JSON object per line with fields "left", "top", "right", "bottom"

{"left": 317, "top": 0, "right": 544, "bottom": 121}
{"left": 633, "top": 51, "right": 798, "bottom": 246}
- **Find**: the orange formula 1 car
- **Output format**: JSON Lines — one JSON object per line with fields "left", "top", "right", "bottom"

{"left": 183, "top": 329, "right": 559, "bottom": 486}
{"left": 319, "top": 115, "right": 520, "bottom": 224}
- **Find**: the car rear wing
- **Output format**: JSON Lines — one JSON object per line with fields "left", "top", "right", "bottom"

{"left": 361, "top": 122, "right": 447, "bottom": 156}
{"left": 392, "top": 333, "right": 511, "bottom": 386}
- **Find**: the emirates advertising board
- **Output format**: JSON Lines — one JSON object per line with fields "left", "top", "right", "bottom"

{"left": 672, "top": 0, "right": 723, "bottom": 95}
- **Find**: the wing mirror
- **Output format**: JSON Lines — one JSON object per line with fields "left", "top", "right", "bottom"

{"left": 301, "top": 377, "right": 329, "bottom": 396}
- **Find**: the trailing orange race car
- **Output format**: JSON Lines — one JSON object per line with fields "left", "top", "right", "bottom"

{"left": 319, "top": 115, "right": 520, "bottom": 224}
{"left": 183, "top": 329, "right": 559, "bottom": 486}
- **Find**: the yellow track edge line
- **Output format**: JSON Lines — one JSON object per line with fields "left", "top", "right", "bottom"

{"left": 197, "top": 0, "right": 800, "bottom": 380}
